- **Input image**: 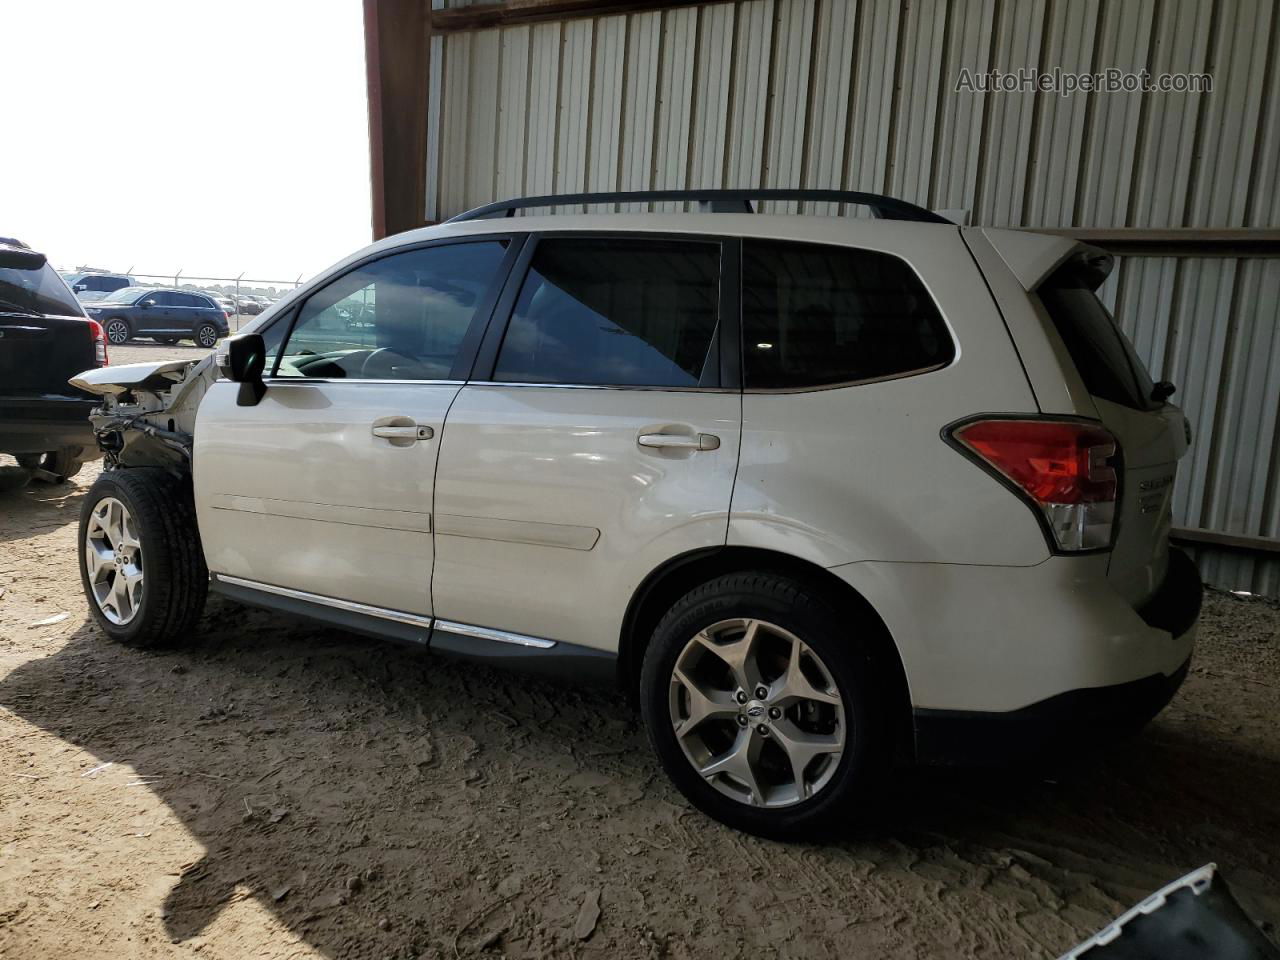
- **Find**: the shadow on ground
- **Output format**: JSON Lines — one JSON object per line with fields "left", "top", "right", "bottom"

{"left": 3, "top": 588, "right": 1278, "bottom": 958}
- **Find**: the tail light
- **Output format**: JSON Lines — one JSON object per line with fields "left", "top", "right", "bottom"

{"left": 948, "top": 418, "right": 1119, "bottom": 552}
{"left": 87, "top": 318, "right": 108, "bottom": 366}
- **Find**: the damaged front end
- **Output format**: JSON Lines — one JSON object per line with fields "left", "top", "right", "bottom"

{"left": 69, "top": 357, "right": 219, "bottom": 473}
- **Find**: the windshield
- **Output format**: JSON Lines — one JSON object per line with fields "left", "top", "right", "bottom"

{"left": 103, "top": 286, "right": 149, "bottom": 303}
{"left": 0, "top": 262, "right": 85, "bottom": 317}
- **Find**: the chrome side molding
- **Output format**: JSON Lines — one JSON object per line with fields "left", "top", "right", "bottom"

{"left": 213, "top": 574, "right": 434, "bottom": 629}
{"left": 432, "top": 619, "right": 557, "bottom": 649}
{"left": 212, "top": 575, "right": 556, "bottom": 649}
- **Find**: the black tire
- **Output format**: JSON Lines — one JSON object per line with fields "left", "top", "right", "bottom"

{"left": 640, "top": 571, "right": 890, "bottom": 839}
{"left": 17, "top": 448, "right": 85, "bottom": 482}
{"left": 104, "top": 316, "right": 131, "bottom": 345}
{"left": 78, "top": 468, "right": 208, "bottom": 648}
{"left": 194, "top": 323, "right": 219, "bottom": 348}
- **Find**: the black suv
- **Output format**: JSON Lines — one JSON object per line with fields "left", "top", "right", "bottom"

{"left": 85, "top": 287, "right": 230, "bottom": 347}
{"left": 0, "top": 239, "right": 105, "bottom": 484}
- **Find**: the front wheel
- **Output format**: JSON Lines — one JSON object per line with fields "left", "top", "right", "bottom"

{"left": 78, "top": 468, "right": 208, "bottom": 647}
{"left": 104, "top": 317, "right": 131, "bottom": 345}
{"left": 640, "top": 572, "right": 889, "bottom": 839}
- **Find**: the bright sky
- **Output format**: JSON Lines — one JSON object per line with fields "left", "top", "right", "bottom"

{"left": 6, "top": 1, "right": 371, "bottom": 286}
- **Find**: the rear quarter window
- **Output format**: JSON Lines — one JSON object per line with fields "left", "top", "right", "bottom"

{"left": 741, "top": 239, "right": 953, "bottom": 390}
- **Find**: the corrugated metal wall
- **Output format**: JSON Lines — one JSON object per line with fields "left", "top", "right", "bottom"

{"left": 427, "top": 0, "right": 1280, "bottom": 597}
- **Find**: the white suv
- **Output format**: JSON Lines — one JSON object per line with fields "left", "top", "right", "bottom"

{"left": 71, "top": 190, "right": 1201, "bottom": 838}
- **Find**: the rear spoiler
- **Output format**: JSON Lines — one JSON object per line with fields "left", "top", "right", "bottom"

{"left": 972, "top": 227, "right": 1113, "bottom": 292}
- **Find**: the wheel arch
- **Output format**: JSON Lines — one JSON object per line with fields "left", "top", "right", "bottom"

{"left": 618, "top": 546, "right": 916, "bottom": 761}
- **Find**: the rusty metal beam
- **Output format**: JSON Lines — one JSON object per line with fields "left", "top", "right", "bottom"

{"left": 429, "top": 0, "right": 701, "bottom": 33}
{"left": 364, "top": 0, "right": 432, "bottom": 240}
{"left": 1172, "top": 527, "right": 1280, "bottom": 555}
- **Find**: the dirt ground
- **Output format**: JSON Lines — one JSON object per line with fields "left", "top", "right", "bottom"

{"left": 2, "top": 341, "right": 1279, "bottom": 958}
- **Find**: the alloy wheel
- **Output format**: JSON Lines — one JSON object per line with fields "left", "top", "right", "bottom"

{"left": 84, "top": 497, "right": 144, "bottom": 625}
{"left": 668, "top": 618, "right": 846, "bottom": 808}
{"left": 196, "top": 325, "right": 218, "bottom": 348}
{"left": 106, "top": 320, "right": 130, "bottom": 345}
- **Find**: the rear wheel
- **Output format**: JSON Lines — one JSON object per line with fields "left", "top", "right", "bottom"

{"left": 640, "top": 571, "right": 889, "bottom": 839}
{"left": 194, "top": 323, "right": 219, "bottom": 348}
{"left": 79, "top": 468, "right": 208, "bottom": 647}
{"left": 104, "top": 317, "right": 131, "bottom": 345}
{"left": 16, "top": 448, "right": 85, "bottom": 482}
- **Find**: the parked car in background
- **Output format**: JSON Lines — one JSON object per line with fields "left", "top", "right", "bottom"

{"left": 68, "top": 188, "right": 1201, "bottom": 838}
{"left": 237, "top": 297, "right": 263, "bottom": 315}
{"left": 206, "top": 292, "right": 237, "bottom": 317}
{"left": 0, "top": 239, "right": 106, "bottom": 485}
{"left": 62, "top": 272, "right": 135, "bottom": 299}
{"left": 84, "top": 287, "right": 229, "bottom": 347}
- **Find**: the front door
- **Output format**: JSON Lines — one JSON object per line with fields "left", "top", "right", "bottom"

{"left": 136, "top": 291, "right": 176, "bottom": 334}
{"left": 431, "top": 234, "right": 742, "bottom": 654}
{"left": 193, "top": 237, "right": 515, "bottom": 617}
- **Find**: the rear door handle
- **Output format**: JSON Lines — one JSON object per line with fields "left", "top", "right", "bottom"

{"left": 372, "top": 424, "right": 434, "bottom": 441}
{"left": 637, "top": 432, "right": 720, "bottom": 451}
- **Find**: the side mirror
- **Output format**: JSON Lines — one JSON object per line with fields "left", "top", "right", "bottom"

{"left": 216, "top": 333, "right": 267, "bottom": 406}
{"left": 139, "top": 299, "right": 153, "bottom": 308}
{"left": 74, "top": 283, "right": 86, "bottom": 292}
{"left": 1152, "top": 380, "right": 1177, "bottom": 403}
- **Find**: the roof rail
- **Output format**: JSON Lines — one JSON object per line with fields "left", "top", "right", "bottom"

{"left": 445, "top": 189, "right": 950, "bottom": 224}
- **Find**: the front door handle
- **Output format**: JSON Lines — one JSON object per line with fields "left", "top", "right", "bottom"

{"left": 637, "top": 432, "right": 720, "bottom": 451}
{"left": 372, "top": 423, "right": 433, "bottom": 442}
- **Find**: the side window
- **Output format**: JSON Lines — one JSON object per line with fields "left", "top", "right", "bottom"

{"left": 741, "top": 240, "right": 954, "bottom": 390}
{"left": 493, "top": 237, "right": 720, "bottom": 387}
{"left": 275, "top": 240, "right": 509, "bottom": 381}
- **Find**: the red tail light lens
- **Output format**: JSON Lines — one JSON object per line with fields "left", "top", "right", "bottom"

{"left": 87, "top": 318, "right": 108, "bottom": 365}
{"left": 950, "top": 418, "right": 1119, "bottom": 551}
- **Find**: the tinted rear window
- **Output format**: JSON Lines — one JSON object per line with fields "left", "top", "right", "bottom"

{"left": 0, "top": 262, "right": 84, "bottom": 318}
{"left": 742, "top": 240, "right": 953, "bottom": 390}
{"left": 1038, "top": 265, "right": 1157, "bottom": 411}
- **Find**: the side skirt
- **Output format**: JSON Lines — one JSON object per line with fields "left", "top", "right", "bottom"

{"left": 210, "top": 574, "right": 617, "bottom": 685}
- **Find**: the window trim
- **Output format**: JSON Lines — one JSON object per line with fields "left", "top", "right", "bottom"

{"left": 263, "top": 234, "right": 526, "bottom": 383}
{"left": 470, "top": 230, "right": 739, "bottom": 392}
{"left": 738, "top": 237, "right": 957, "bottom": 395}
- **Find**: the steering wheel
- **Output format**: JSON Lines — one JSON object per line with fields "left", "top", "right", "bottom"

{"left": 359, "top": 347, "right": 397, "bottom": 379}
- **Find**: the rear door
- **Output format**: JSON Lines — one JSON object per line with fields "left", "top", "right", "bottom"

{"left": 194, "top": 237, "right": 517, "bottom": 619}
{"left": 430, "top": 233, "right": 741, "bottom": 654}
{"left": 1035, "top": 257, "right": 1187, "bottom": 605}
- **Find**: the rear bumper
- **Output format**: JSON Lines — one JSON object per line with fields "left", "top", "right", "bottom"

{"left": 0, "top": 395, "right": 99, "bottom": 456}
{"left": 911, "top": 549, "right": 1202, "bottom": 765}
{"left": 912, "top": 656, "right": 1191, "bottom": 765}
